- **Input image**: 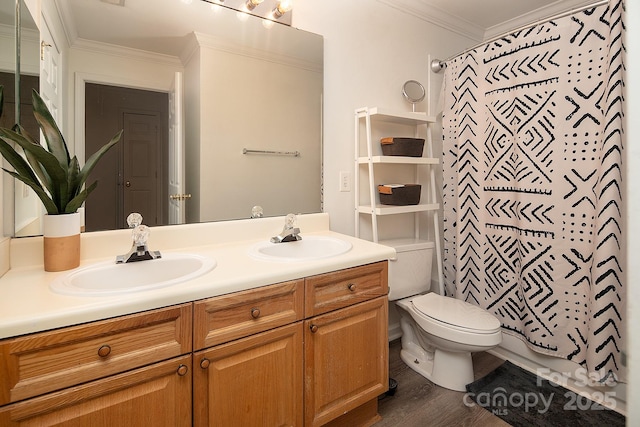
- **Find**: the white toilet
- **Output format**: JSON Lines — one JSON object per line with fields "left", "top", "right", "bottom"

{"left": 389, "top": 245, "right": 502, "bottom": 392}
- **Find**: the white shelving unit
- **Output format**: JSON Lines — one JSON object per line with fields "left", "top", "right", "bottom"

{"left": 354, "top": 106, "right": 444, "bottom": 290}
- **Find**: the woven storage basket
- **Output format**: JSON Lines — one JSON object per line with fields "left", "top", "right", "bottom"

{"left": 380, "top": 137, "right": 425, "bottom": 157}
{"left": 378, "top": 184, "right": 421, "bottom": 205}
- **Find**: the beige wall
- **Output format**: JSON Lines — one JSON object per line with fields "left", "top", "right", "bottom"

{"left": 195, "top": 40, "right": 322, "bottom": 222}
{"left": 292, "top": 0, "right": 477, "bottom": 235}
{"left": 293, "top": 0, "right": 638, "bottom": 420}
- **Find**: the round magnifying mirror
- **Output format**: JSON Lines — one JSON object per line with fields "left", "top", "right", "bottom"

{"left": 402, "top": 80, "right": 425, "bottom": 111}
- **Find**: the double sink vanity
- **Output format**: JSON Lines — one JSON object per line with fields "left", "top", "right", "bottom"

{"left": 0, "top": 213, "right": 395, "bottom": 426}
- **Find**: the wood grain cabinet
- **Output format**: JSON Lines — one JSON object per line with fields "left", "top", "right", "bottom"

{"left": 0, "top": 303, "right": 192, "bottom": 426}
{"left": 0, "top": 261, "right": 389, "bottom": 427}
{"left": 304, "top": 262, "right": 389, "bottom": 427}
{"left": 192, "top": 279, "right": 305, "bottom": 427}
{"left": 0, "top": 355, "right": 192, "bottom": 426}
{"left": 194, "top": 322, "right": 304, "bottom": 426}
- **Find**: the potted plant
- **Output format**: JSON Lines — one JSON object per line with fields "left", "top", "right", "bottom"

{"left": 0, "top": 85, "right": 122, "bottom": 271}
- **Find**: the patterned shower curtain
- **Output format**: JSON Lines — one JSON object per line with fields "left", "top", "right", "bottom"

{"left": 441, "top": 1, "right": 625, "bottom": 383}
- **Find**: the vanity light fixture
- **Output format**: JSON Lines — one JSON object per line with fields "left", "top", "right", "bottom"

{"left": 245, "top": 0, "right": 263, "bottom": 11}
{"left": 272, "top": 0, "right": 293, "bottom": 18}
{"left": 199, "top": 0, "right": 292, "bottom": 25}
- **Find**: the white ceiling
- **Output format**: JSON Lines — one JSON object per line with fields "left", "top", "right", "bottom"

{"left": 54, "top": 0, "right": 322, "bottom": 62}
{"left": 5, "top": 0, "right": 601, "bottom": 54}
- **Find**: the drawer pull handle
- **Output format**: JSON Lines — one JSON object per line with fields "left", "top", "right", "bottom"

{"left": 177, "top": 364, "right": 189, "bottom": 376}
{"left": 251, "top": 307, "right": 261, "bottom": 319}
{"left": 310, "top": 324, "right": 318, "bottom": 333}
{"left": 97, "top": 345, "right": 111, "bottom": 358}
{"left": 200, "top": 358, "right": 210, "bottom": 369}
{"left": 348, "top": 283, "right": 357, "bottom": 292}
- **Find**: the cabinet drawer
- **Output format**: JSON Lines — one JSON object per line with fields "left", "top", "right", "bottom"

{"left": 0, "top": 354, "right": 192, "bottom": 427}
{"left": 305, "top": 261, "right": 388, "bottom": 317}
{"left": 194, "top": 280, "right": 304, "bottom": 350}
{"left": 0, "top": 303, "right": 192, "bottom": 406}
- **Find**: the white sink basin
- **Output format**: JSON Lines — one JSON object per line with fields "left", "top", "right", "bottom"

{"left": 248, "top": 236, "right": 352, "bottom": 262}
{"left": 50, "top": 253, "right": 217, "bottom": 296}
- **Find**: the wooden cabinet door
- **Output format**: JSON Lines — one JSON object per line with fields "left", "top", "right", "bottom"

{"left": 193, "top": 322, "right": 303, "bottom": 427}
{"left": 304, "top": 296, "right": 388, "bottom": 427}
{"left": 0, "top": 355, "right": 192, "bottom": 426}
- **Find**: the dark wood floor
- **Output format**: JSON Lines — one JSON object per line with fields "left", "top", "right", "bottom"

{"left": 375, "top": 339, "right": 512, "bottom": 427}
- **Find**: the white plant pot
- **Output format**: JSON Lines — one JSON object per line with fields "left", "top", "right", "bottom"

{"left": 43, "top": 212, "right": 81, "bottom": 272}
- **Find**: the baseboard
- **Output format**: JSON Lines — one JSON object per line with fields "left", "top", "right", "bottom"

{"left": 388, "top": 321, "right": 402, "bottom": 342}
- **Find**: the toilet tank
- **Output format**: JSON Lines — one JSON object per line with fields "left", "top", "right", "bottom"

{"left": 387, "top": 241, "right": 434, "bottom": 301}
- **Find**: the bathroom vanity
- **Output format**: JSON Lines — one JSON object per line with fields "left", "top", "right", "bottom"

{"left": 0, "top": 214, "right": 394, "bottom": 426}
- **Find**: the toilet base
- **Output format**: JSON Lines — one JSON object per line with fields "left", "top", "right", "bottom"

{"left": 399, "top": 341, "right": 474, "bottom": 392}
{"left": 398, "top": 314, "right": 475, "bottom": 392}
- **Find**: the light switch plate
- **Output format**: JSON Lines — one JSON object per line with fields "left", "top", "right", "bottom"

{"left": 339, "top": 171, "right": 351, "bottom": 192}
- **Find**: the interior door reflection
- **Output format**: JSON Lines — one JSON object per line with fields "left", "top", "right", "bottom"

{"left": 85, "top": 83, "right": 168, "bottom": 231}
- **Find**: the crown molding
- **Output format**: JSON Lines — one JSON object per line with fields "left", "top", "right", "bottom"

{"left": 71, "top": 38, "right": 183, "bottom": 68}
{"left": 484, "top": 0, "right": 598, "bottom": 39}
{"left": 193, "top": 31, "right": 323, "bottom": 73}
{"left": 378, "top": 0, "right": 599, "bottom": 44}
{"left": 377, "top": 0, "right": 484, "bottom": 42}
{"left": 53, "top": 0, "right": 78, "bottom": 49}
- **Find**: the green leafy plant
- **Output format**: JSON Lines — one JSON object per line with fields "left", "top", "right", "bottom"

{"left": 0, "top": 87, "right": 122, "bottom": 215}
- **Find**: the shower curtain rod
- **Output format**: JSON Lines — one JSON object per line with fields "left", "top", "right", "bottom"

{"left": 430, "top": 0, "right": 609, "bottom": 73}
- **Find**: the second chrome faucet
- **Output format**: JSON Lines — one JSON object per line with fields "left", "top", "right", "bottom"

{"left": 270, "top": 213, "right": 302, "bottom": 243}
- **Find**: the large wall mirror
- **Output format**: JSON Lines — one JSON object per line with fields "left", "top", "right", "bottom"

{"left": 1, "top": 0, "right": 39, "bottom": 237}
{"left": 8, "top": 0, "right": 323, "bottom": 237}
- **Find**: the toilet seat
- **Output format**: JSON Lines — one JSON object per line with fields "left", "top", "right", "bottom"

{"left": 412, "top": 293, "right": 501, "bottom": 334}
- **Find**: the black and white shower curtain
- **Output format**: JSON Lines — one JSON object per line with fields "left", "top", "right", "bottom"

{"left": 442, "top": 1, "right": 625, "bottom": 382}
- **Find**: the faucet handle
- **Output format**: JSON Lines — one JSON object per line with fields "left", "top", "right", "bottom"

{"left": 251, "top": 206, "right": 264, "bottom": 218}
{"left": 126, "top": 212, "right": 143, "bottom": 228}
{"left": 132, "top": 225, "right": 150, "bottom": 247}
{"left": 284, "top": 213, "right": 297, "bottom": 229}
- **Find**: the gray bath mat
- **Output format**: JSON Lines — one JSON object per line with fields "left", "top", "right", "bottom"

{"left": 465, "top": 361, "right": 625, "bottom": 427}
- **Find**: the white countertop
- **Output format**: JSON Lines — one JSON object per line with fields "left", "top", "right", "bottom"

{"left": 0, "top": 214, "right": 396, "bottom": 340}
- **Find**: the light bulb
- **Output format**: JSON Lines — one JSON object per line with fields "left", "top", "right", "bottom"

{"left": 245, "top": 0, "right": 263, "bottom": 11}
{"left": 273, "top": 0, "right": 293, "bottom": 18}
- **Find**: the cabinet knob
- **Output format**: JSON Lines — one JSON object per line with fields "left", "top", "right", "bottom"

{"left": 348, "top": 283, "right": 357, "bottom": 292}
{"left": 309, "top": 324, "right": 318, "bottom": 333}
{"left": 97, "top": 345, "right": 111, "bottom": 358}
{"left": 250, "top": 307, "right": 261, "bottom": 319}
{"left": 200, "top": 358, "right": 210, "bottom": 369}
{"left": 177, "top": 364, "right": 189, "bottom": 376}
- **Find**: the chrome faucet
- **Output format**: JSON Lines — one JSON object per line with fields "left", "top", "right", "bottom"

{"left": 270, "top": 213, "right": 302, "bottom": 243}
{"left": 116, "top": 213, "right": 162, "bottom": 263}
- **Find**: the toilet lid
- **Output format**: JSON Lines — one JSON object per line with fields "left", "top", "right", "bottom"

{"left": 412, "top": 293, "right": 501, "bottom": 333}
